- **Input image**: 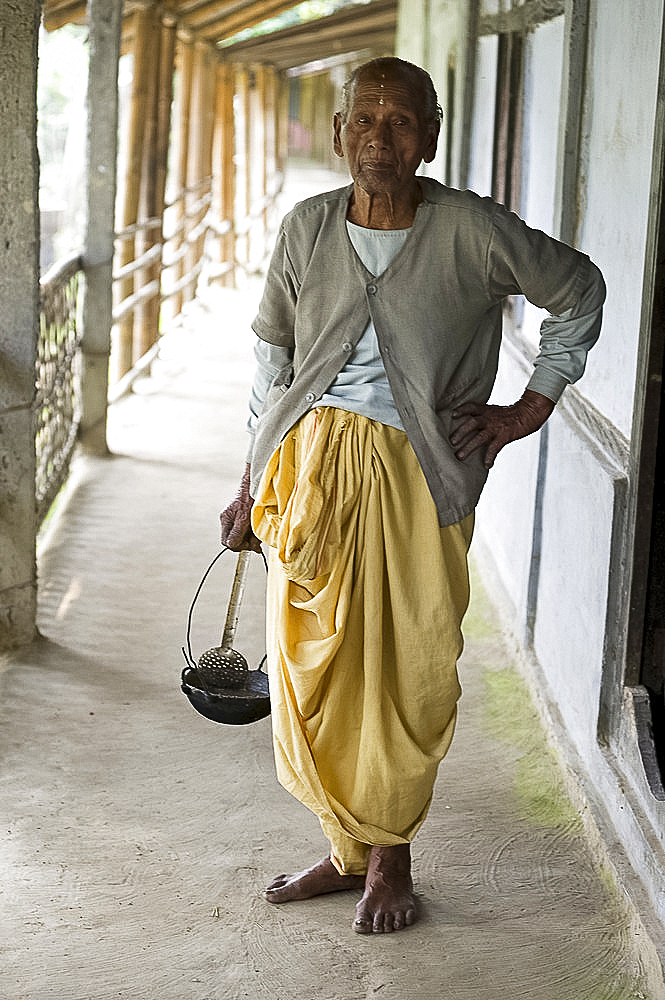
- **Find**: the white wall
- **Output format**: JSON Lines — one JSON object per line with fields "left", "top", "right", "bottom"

{"left": 475, "top": 18, "right": 567, "bottom": 622}
{"left": 533, "top": 415, "right": 615, "bottom": 753}
{"left": 521, "top": 17, "right": 563, "bottom": 239}
{"left": 467, "top": 34, "right": 497, "bottom": 197}
{"left": 576, "top": 0, "right": 664, "bottom": 439}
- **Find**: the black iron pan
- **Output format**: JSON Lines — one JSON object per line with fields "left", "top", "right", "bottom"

{"left": 181, "top": 548, "right": 270, "bottom": 725}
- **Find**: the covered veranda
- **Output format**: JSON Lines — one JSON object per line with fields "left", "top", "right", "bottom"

{"left": 1, "top": 166, "right": 660, "bottom": 992}
{"left": 1, "top": 2, "right": 664, "bottom": 994}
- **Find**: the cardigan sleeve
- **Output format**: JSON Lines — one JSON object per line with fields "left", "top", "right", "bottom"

{"left": 527, "top": 261, "right": 605, "bottom": 401}
{"left": 486, "top": 202, "right": 605, "bottom": 401}
{"left": 251, "top": 225, "right": 299, "bottom": 348}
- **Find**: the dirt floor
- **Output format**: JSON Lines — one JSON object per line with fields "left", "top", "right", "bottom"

{"left": 2, "top": 185, "right": 665, "bottom": 997}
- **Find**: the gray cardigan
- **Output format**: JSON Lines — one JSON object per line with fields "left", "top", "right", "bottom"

{"left": 249, "top": 178, "right": 604, "bottom": 526}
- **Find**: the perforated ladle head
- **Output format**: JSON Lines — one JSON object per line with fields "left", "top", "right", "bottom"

{"left": 195, "top": 550, "right": 250, "bottom": 691}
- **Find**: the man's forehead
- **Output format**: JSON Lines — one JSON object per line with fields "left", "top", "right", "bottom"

{"left": 350, "top": 71, "right": 420, "bottom": 109}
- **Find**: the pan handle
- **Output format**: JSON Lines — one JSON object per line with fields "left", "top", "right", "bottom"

{"left": 220, "top": 549, "right": 251, "bottom": 651}
{"left": 181, "top": 546, "right": 267, "bottom": 671}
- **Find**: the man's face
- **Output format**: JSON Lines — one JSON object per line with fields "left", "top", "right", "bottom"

{"left": 333, "top": 68, "right": 438, "bottom": 199}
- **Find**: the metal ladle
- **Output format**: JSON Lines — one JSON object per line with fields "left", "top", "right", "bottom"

{"left": 196, "top": 550, "right": 251, "bottom": 691}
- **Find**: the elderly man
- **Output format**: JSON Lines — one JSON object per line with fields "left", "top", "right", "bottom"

{"left": 221, "top": 56, "right": 604, "bottom": 934}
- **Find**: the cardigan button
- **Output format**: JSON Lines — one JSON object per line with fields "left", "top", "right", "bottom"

{"left": 305, "top": 392, "right": 316, "bottom": 403}
{"left": 367, "top": 283, "right": 377, "bottom": 295}
{"left": 342, "top": 342, "right": 352, "bottom": 352}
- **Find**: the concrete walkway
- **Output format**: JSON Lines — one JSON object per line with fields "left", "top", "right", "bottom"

{"left": 2, "top": 178, "right": 665, "bottom": 999}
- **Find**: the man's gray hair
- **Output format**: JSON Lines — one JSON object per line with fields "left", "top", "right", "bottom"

{"left": 339, "top": 57, "right": 443, "bottom": 131}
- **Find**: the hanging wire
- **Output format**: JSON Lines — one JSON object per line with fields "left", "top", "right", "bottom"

{"left": 181, "top": 546, "right": 269, "bottom": 669}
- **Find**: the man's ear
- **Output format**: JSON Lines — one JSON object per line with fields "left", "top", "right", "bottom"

{"left": 333, "top": 113, "right": 344, "bottom": 158}
{"left": 422, "top": 120, "right": 441, "bottom": 164}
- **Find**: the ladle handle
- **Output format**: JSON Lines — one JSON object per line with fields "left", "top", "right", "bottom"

{"left": 221, "top": 550, "right": 251, "bottom": 651}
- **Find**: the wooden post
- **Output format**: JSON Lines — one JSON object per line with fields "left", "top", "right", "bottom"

{"left": 263, "top": 65, "right": 278, "bottom": 244}
{"left": 135, "top": 13, "right": 176, "bottom": 360}
{"left": 312, "top": 73, "right": 329, "bottom": 162}
{"left": 184, "top": 41, "right": 215, "bottom": 304}
{"left": 300, "top": 74, "right": 315, "bottom": 158}
{"left": 134, "top": 8, "right": 162, "bottom": 362}
{"left": 80, "top": 0, "right": 122, "bottom": 454}
{"left": 170, "top": 34, "right": 194, "bottom": 319}
{"left": 276, "top": 71, "right": 289, "bottom": 177}
{"left": 235, "top": 65, "right": 250, "bottom": 271}
{"left": 252, "top": 63, "right": 267, "bottom": 267}
{"left": 213, "top": 61, "right": 237, "bottom": 287}
{"left": 115, "top": 4, "right": 153, "bottom": 379}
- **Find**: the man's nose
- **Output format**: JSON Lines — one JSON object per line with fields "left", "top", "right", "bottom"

{"left": 368, "top": 119, "right": 392, "bottom": 150}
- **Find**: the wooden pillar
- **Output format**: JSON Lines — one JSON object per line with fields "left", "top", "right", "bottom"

{"left": 134, "top": 8, "right": 162, "bottom": 361}
{"left": 184, "top": 41, "right": 216, "bottom": 303}
{"left": 276, "top": 71, "right": 289, "bottom": 177}
{"left": 252, "top": 64, "right": 267, "bottom": 266}
{"left": 299, "top": 74, "right": 315, "bottom": 158}
{"left": 135, "top": 12, "right": 176, "bottom": 360}
{"left": 235, "top": 64, "right": 251, "bottom": 271}
{"left": 266, "top": 66, "right": 278, "bottom": 182}
{"left": 115, "top": 4, "right": 154, "bottom": 378}
{"left": 80, "top": 0, "right": 122, "bottom": 455}
{"left": 263, "top": 65, "right": 278, "bottom": 241}
{"left": 311, "top": 74, "right": 330, "bottom": 162}
{"left": 0, "top": 0, "right": 40, "bottom": 647}
{"left": 170, "top": 34, "right": 194, "bottom": 318}
{"left": 213, "top": 61, "right": 237, "bottom": 287}
{"left": 151, "top": 15, "right": 176, "bottom": 332}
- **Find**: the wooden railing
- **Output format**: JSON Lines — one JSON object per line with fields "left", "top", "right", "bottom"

{"left": 110, "top": 171, "right": 283, "bottom": 384}
{"left": 35, "top": 175, "right": 284, "bottom": 523}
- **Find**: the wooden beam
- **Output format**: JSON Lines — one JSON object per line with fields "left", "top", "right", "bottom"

{"left": 42, "top": 1, "right": 87, "bottom": 32}
{"left": 195, "top": 0, "right": 309, "bottom": 42}
{"left": 224, "top": 30, "right": 395, "bottom": 70}
{"left": 218, "top": 0, "right": 397, "bottom": 69}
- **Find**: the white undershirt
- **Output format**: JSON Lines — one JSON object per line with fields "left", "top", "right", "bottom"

{"left": 248, "top": 221, "right": 410, "bottom": 447}
{"left": 309, "top": 221, "right": 408, "bottom": 430}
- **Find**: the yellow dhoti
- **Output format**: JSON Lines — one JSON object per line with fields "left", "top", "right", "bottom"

{"left": 251, "top": 407, "right": 473, "bottom": 875}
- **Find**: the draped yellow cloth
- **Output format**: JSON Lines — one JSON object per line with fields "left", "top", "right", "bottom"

{"left": 251, "top": 407, "right": 473, "bottom": 875}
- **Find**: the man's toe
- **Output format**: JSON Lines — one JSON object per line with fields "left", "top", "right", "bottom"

{"left": 353, "top": 904, "right": 373, "bottom": 934}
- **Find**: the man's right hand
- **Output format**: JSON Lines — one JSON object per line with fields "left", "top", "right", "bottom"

{"left": 220, "top": 463, "right": 262, "bottom": 552}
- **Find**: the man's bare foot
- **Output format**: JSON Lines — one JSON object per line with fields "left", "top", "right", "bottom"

{"left": 264, "top": 857, "right": 366, "bottom": 903}
{"left": 353, "top": 844, "right": 416, "bottom": 934}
